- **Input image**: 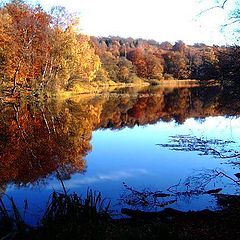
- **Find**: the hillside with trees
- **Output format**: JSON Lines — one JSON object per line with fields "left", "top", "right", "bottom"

{"left": 0, "top": 0, "right": 240, "bottom": 96}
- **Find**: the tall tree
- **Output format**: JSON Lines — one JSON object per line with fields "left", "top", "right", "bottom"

{"left": 0, "top": 1, "right": 51, "bottom": 93}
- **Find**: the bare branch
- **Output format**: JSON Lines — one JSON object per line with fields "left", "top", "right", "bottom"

{"left": 157, "top": 135, "right": 240, "bottom": 162}
{"left": 222, "top": 0, "right": 229, "bottom": 9}
{"left": 196, "top": 0, "right": 229, "bottom": 17}
{"left": 222, "top": 19, "right": 240, "bottom": 27}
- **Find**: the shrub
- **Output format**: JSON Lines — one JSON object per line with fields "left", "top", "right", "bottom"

{"left": 164, "top": 74, "right": 175, "bottom": 80}
{"left": 148, "top": 79, "right": 161, "bottom": 85}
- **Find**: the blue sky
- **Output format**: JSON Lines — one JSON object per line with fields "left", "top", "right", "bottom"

{"left": 32, "top": 0, "right": 236, "bottom": 45}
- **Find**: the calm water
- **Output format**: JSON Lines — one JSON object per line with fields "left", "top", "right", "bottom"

{"left": 0, "top": 85, "right": 240, "bottom": 225}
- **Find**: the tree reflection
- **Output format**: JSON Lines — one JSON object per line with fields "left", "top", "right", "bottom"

{"left": 0, "top": 100, "right": 91, "bottom": 186}
{"left": 0, "top": 85, "right": 240, "bottom": 188}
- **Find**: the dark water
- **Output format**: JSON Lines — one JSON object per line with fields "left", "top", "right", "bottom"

{"left": 0, "top": 85, "right": 240, "bottom": 225}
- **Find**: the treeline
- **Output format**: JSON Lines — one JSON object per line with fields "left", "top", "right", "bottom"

{"left": 0, "top": 1, "right": 240, "bottom": 94}
{"left": 92, "top": 37, "right": 240, "bottom": 83}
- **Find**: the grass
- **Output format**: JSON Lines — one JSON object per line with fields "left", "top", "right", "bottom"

{"left": 0, "top": 189, "right": 112, "bottom": 239}
{"left": 42, "top": 189, "right": 111, "bottom": 226}
{"left": 0, "top": 188, "right": 176, "bottom": 240}
{"left": 0, "top": 195, "right": 28, "bottom": 239}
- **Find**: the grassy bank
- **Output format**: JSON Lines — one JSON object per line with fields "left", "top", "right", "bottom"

{"left": 54, "top": 80, "right": 151, "bottom": 99}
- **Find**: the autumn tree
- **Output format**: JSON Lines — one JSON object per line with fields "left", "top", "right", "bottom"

{"left": 0, "top": 1, "right": 101, "bottom": 93}
{"left": 159, "top": 41, "right": 173, "bottom": 50}
{"left": 145, "top": 53, "right": 164, "bottom": 79}
{"left": 200, "top": 47, "right": 219, "bottom": 79}
{"left": 97, "top": 51, "right": 119, "bottom": 81}
{"left": 173, "top": 40, "right": 187, "bottom": 52}
{"left": 127, "top": 48, "right": 148, "bottom": 78}
{"left": 163, "top": 51, "right": 191, "bottom": 79}
{"left": 117, "top": 57, "right": 135, "bottom": 82}
{"left": 0, "top": 8, "right": 13, "bottom": 85}
{"left": 1, "top": 0, "right": 240, "bottom": 92}
{"left": 44, "top": 6, "right": 101, "bottom": 91}
{"left": 217, "top": 46, "right": 240, "bottom": 80}
{"left": 0, "top": 1, "right": 51, "bottom": 93}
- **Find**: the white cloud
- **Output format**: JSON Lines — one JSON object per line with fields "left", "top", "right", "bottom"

{"left": 47, "top": 168, "right": 149, "bottom": 189}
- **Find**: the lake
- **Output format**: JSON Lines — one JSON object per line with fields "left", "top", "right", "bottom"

{"left": 0, "top": 84, "right": 240, "bottom": 225}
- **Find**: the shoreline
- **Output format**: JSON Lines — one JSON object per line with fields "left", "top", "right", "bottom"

{"left": 54, "top": 79, "right": 220, "bottom": 98}
{"left": 0, "top": 79, "right": 220, "bottom": 102}
{"left": 1, "top": 191, "right": 239, "bottom": 239}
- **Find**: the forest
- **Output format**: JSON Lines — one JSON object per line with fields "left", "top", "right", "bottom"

{"left": 0, "top": 0, "right": 240, "bottom": 97}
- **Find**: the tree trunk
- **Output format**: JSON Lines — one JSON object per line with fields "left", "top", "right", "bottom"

{"left": 12, "top": 61, "right": 21, "bottom": 95}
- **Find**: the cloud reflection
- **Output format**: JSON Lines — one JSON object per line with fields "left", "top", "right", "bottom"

{"left": 49, "top": 168, "right": 149, "bottom": 189}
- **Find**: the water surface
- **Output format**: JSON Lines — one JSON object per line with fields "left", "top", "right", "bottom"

{"left": 1, "top": 85, "right": 240, "bottom": 224}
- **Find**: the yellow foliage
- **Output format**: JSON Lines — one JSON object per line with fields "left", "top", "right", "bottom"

{"left": 77, "top": 35, "right": 101, "bottom": 81}
{"left": 50, "top": 27, "right": 101, "bottom": 88}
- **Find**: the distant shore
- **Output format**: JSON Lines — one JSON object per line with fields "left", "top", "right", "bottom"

{"left": 55, "top": 79, "right": 220, "bottom": 97}
{"left": 0, "top": 79, "right": 220, "bottom": 103}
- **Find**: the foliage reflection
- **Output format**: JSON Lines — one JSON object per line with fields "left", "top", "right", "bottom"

{"left": 0, "top": 85, "right": 239, "bottom": 188}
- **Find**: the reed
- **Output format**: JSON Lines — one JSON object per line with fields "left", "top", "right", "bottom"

{"left": 0, "top": 196, "right": 28, "bottom": 239}
{"left": 42, "top": 189, "right": 111, "bottom": 227}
